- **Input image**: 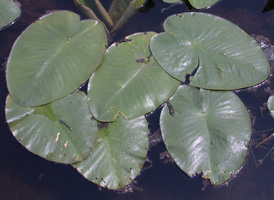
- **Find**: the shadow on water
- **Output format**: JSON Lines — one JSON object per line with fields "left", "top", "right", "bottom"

{"left": 0, "top": 0, "right": 274, "bottom": 199}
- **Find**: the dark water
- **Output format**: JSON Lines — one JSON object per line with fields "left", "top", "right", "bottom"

{"left": 0, "top": 0, "right": 274, "bottom": 199}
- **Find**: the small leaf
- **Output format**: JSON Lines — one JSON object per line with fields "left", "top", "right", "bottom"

{"left": 189, "top": 0, "right": 219, "bottom": 9}
{"left": 5, "top": 91, "right": 97, "bottom": 164}
{"left": 88, "top": 32, "right": 180, "bottom": 122}
{"left": 6, "top": 11, "right": 107, "bottom": 106}
{"left": 160, "top": 85, "right": 251, "bottom": 185}
{"left": 162, "top": 0, "right": 219, "bottom": 9}
{"left": 267, "top": 95, "right": 274, "bottom": 117}
{"left": 0, "top": 0, "right": 21, "bottom": 29}
{"left": 162, "top": 0, "right": 181, "bottom": 3}
{"left": 73, "top": 115, "right": 148, "bottom": 190}
{"left": 150, "top": 12, "right": 270, "bottom": 90}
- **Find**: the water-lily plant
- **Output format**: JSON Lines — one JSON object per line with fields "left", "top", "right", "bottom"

{"left": 4, "top": 1, "right": 271, "bottom": 190}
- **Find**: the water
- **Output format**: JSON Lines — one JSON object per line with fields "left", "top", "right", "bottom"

{"left": 0, "top": 0, "right": 274, "bottom": 199}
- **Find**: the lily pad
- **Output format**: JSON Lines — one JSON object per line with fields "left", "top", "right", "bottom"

{"left": 160, "top": 85, "right": 251, "bottom": 185}
{"left": 189, "top": 0, "right": 219, "bottom": 9}
{"left": 73, "top": 115, "right": 148, "bottom": 190}
{"left": 0, "top": 0, "right": 21, "bottom": 29}
{"left": 5, "top": 91, "right": 97, "bottom": 164}
{"left": 162, "top": 0, "right": 219, "bottom": 9}
{"left": 6, "top": 10, "right": 107, "bottom": 106}
{"left": 88, "top": 32, "right": 180, "bottom": 122}
{"left": 162, "top": 0, "right": 181, "bottom": 3}
{"left": 150, "top": 12, "right": 270, "bottom": 90}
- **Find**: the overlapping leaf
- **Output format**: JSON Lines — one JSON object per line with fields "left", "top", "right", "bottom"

{"left": 160, "top": 85, "right": 251, "bottom": 185}
{"left": 5, "top": 92, "right": 97, "bottom": 164}
{"left": 88, "top": 32, "right": 180, "bottom": 122}
{"left": 73, "top": 115, "right": 148, "bottom": 190}
{"left": 150, "top": 12, "right": 270, "bottom": 90}
{"left": 6, "top": 11, "right": 107, "bottom": 106}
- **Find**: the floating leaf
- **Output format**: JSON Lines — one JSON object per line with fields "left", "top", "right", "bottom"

{"left": 73, "top": 115, "right": 148, "bottom": 190}
{"left": 88, "top": 32, "right": 180, "bottom": 122}
{"left": 162, "top": 0, "right": 219, "bottom": 9}
{"left": 5, "top": 91, "right": 97, "bottom": 164}
{"left": 150, "top": 12, "right": 270, "bottom": 90}
{"left": 160, "top": 85, "right": 251, "bottom": 185}
{"left": 189, "top": 0, "right": 219, "bottom": 9}
{"left": 6, "top": 10, "right": 107, "bottom": 106}
{"left": 162, "top": 0, "right": 181, "bottom": 3}
{"left": 0, "top": 0, "right": 21, "bottom": 29}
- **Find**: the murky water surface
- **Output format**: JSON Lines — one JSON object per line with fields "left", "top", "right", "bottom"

{"left": 0, "top": 0, "right": 274, "bottom": 199}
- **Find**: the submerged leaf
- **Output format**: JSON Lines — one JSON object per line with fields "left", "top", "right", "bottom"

{"left": 74, "top": 0, "right": 114, "bottom": 28}
{"left": 160, "top": 85, "right": 251, "bottom": 185}
{"left": 88, "top": 32, "right": 180, "bottom": 122}
{"left": 0, "top": 0, "right": 21, "bottom": 29}
{"left": 108, "top": 0, "right": 147, "bottom": 34}
{"left": 6, "top": 11, "right": 107, "bottom": 106}
{"left": 5, "top": 92, "right": 97, "bottom": 164}
{"left": 73, "top": 115, "right": 148, "bottom": 190}
{"left": 267, "top": 95, "right": 274, "bottom": 117}
{"left": 150, "top": 12, "right": 270, "bottom": 90}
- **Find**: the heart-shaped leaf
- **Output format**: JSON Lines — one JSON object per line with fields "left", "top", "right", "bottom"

{"left": 150, "top": 12, "right": 270, "bottom": 90}
{"left": 6, "top": 10, "right": 107, "bottom": 106}
{"left": 5, "top": 91, "right": 97, "bottom": 164}
{"left": 73, "top": 115, "right": 148, "bottom": 190}
{"left": 88, "top": 32, "right": 180, "bottom": 122}
{"left": 160, "top": 85, "right": 251, "bottom": 185}
{"left": 0, "top": 0, "right": 21, "bottom": 29}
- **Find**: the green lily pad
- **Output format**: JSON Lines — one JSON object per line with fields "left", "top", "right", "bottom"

{"left": 150, "top": 12, "right": 270, "bottom": 90}
{"left": 73, "top": 115, "right": 148, "bottom": 190}
{"left": 0, "top": 0, "right": 21, "bottom": 29}
{"left": 6, "top": 10, "right": 107, "bottom": 106}
{"left": 162, "top": 0, "right": 181, "bottom": 3}
{"left": 162, "top": 0, "right": 219, "bottom": 9}
{"left": 160, "top": 85, "right": 251, "bottom": 185}
{"left": 88, "top": 32, "right": 180, "bottom": 122}
{"left": 189, "top": 0, "right": 219, "bottom": 9}
{"left": 5, "top": 91, "right": 97, "bottom": 164}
